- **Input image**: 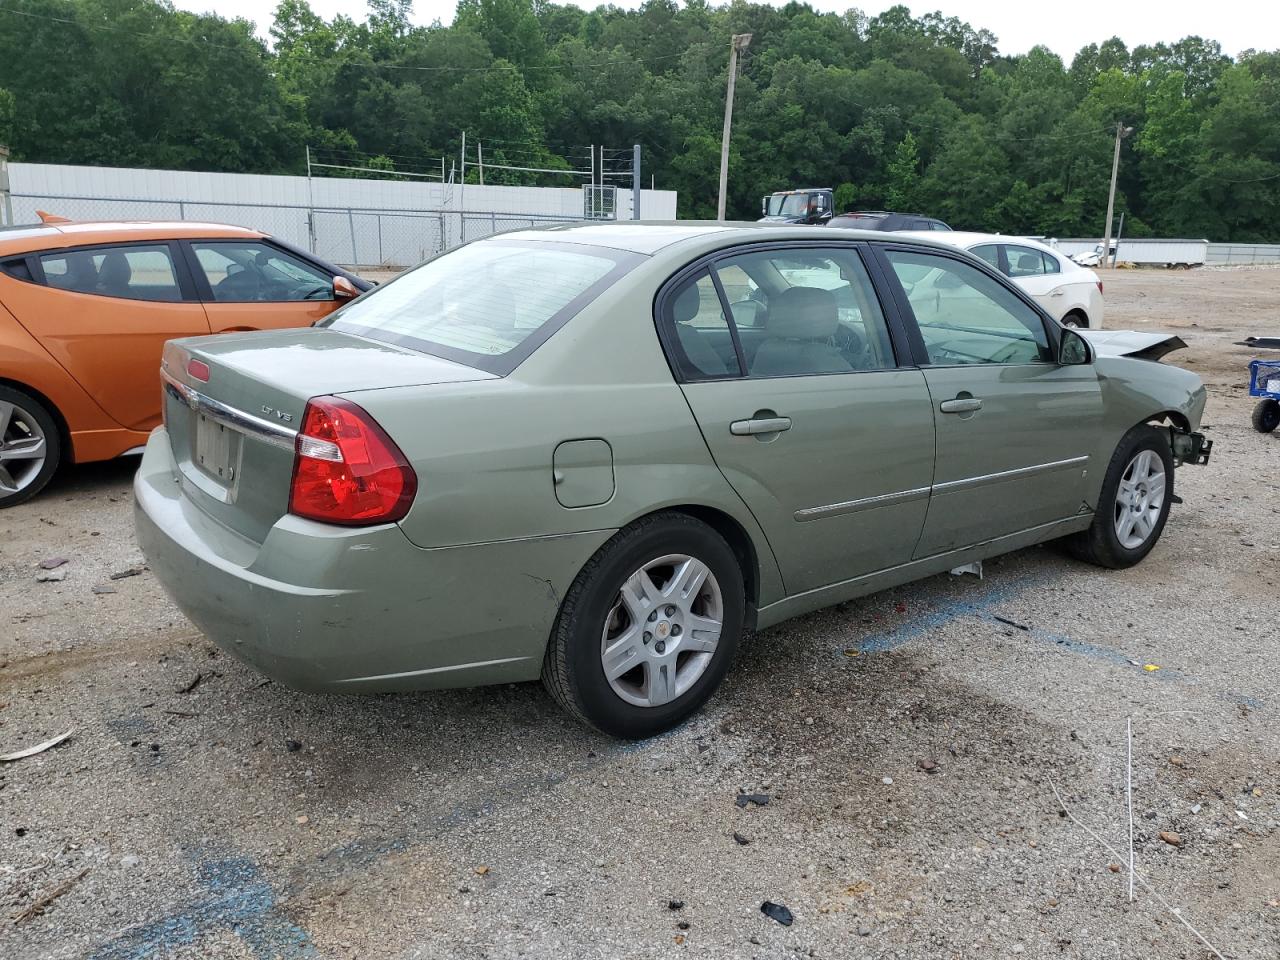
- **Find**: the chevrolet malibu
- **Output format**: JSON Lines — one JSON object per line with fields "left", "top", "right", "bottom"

{"left": 135, "top": 224, "right": 1211, "bottom": 738}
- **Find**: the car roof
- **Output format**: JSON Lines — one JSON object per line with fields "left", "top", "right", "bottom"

{"left": 493, "top": 220, "right": 964, "bottom": 256}
{"left": 0, "top": 219, "right": 266, "bottom": 256}
{"left": 895, "top": 230, "right": 1050, "bottom": 249}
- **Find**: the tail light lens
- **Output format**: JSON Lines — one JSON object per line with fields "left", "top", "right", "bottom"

{"left": 289, "top": 397, "right": 417, "bottom": 526}
{"left": 1097, "top": 280, "right": 1104, "bottom": 295}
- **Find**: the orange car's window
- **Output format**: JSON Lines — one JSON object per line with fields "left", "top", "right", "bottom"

{"left": 40, "top": 245, "right": 183, "bottom": 302}
{"left": 191, "top": 242, "right": 333, "bottom": 303}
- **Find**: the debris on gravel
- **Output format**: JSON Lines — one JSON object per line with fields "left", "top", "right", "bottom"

{"left": 761, "top": 901, "right": 794, "bottom": 926}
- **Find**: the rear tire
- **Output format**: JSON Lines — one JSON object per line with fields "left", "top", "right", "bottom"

{"left": 0, "top": 386, "right": 61, "bottom": 508}
{"left": 1067, "top": 424, "right": 1173, "bottom": 569}
{"left": 542, "top": 512, "right": 745, "bottom": 738}
{"left": 1253, "top": 399, "right": 1280, "bottom": 434}
{"left": 1061, "top": 312, "right": 1087, "bottom": 329}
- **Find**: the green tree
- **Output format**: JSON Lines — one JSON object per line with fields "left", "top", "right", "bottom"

{"left": 884, "top": 132, "right": 920, "bottom": 209}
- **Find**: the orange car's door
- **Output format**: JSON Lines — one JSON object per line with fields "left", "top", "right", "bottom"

{"left": 11, "top": 241, "right": 210, "bottom": 431}
{"left": 182, "top": 239, "right": 340, "bottom": 332}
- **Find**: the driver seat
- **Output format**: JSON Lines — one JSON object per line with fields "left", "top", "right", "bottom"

{"left": 751, "top": 287, "right": 851, "bottom": 376}
{"left": 215, "top": 263, "right": 261, "bottom": 301}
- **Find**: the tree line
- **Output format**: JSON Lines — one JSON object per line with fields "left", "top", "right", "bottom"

{"left": 1, "top": 0, "right": 1277, "bottom": 240}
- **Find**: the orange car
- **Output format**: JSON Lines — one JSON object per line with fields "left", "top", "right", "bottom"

{"left": 0, "top": 218, "right": 369, "bottom": 506}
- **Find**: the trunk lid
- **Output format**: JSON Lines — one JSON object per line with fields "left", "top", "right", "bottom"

{"left": 161, "top": 328, "right": 493, "bottom": 544}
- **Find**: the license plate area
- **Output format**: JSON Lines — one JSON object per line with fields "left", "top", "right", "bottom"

{"left": 194, "top": 414, "right": 242, "bottom": 485}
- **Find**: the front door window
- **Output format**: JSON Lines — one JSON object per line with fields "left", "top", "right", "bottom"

{"left": 884, "top": 250, "right": 1051, "bottom": 365}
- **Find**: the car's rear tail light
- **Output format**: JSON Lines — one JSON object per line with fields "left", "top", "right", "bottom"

{"left": 1097, "top": 280, "right": 1104, "bottom": 295}
{"left": 288, "top": 397, "right": 416, "bottom": 526}
{"left": 187, "top": 359, "right": 210, "bottom": 382}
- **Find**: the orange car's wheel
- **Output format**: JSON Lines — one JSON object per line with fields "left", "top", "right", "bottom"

{"left": 0, "top": 385, "right": 61, "bottom": 508}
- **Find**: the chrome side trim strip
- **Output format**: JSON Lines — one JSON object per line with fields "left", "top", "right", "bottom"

{"left": 794, "top": 486, "right": 931, "bottom": 522}
{"left": 793, "top": 457, "right": 1089, "bottom": 523}
{"left": 336, "top": 656, "right": 531, "bottom": 684}
{"left": 161, "top": 368, "right": 298, "bottom": 452}
{"left": 931, "top": 456, "right": 1089, "bottom": 494}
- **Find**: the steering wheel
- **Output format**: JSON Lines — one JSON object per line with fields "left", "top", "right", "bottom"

{"left": 833, "top": 323, "right": 876, "bottom": 368}
{"left": 300, "top": 284, "right": 332, "bottom": 301}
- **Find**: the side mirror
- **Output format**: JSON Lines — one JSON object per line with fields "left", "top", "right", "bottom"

{"left": 333, "top": 276, "right": 359, "bottom": 300}
{"left": 1059, "top": 326, "right": 1092, "bottom": 365}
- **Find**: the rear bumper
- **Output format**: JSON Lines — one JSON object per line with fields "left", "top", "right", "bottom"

{"left": 134, "top": 429, "right": 612, "bottom": 692}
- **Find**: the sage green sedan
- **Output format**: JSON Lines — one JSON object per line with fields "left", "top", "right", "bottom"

{"left": 134, "top": 224, "right": 1211, "bottom": 737}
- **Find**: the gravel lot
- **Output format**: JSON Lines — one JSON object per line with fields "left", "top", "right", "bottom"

{"left": 2, "top": 267, "right": 1278, "bottom": 959}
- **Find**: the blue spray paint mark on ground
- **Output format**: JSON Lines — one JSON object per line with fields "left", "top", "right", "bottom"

{"left": 853, "top": 572, "right": 1264, "bottom": 710}
{"left": 90, "top": 857, "right": 315, "bottom": 960}
{"left": 857, "top": 575, "right": 1046, "bottom": 654}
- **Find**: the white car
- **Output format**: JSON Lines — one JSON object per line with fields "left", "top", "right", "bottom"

{"left": 898, "top": 231, "right": 1104, "bottom": 328}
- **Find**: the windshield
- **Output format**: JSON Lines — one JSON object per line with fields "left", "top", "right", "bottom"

{"left": 322, "top": 240, "right": 637, "bottom": 375}
{"left": 765, "top": 194, "right": 812, "bottom": 217}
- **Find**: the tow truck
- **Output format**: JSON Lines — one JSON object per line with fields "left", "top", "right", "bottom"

{"left": 759, "top": 187, "right": 834, "bottom": 224}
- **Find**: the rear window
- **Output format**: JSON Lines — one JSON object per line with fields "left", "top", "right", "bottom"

{"left": 39, "top": 244, "right": 183, "bottom": 301}
{"left": 323, "top": 240, "right": 638, "bottom": 375}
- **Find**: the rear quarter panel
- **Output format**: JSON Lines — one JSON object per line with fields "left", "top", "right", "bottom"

{"left": 0, "top": 295, "right": 142, "bottom": 462}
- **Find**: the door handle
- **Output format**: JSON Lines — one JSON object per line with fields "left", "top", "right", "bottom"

{"left": 730, "top": 416, "right": 792, "bottom": 436}
{"left": 1050, "top": 289, "right": 1065, "bottom": 297}
{"left": 939, "top": 398, "right": 982, "bottom": 414}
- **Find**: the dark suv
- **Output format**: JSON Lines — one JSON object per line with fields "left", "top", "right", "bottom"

{"left": 828, "top": 211, "right": 951, "bottom": 232}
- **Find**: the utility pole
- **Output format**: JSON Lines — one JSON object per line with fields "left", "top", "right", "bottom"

{"left": 717, "top": 32, "right": 752, "bottom": 221}
{"left": 304, "top": 145, "right": 316, "bottom": 252}
{"left": 632, "top": 144, "right": 642, "bottom": 221}
{"left": 1102, "top": 121, "right": 1133, "bottom": 270}
{"left": 477, "top": 140, "right": 484, "bottom": 186}
{"left": 0, "top": 145, "right": 13, "bottom": 226}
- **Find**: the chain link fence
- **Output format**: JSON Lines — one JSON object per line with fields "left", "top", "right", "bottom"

{"left": 8, "top": 193, "right": 590, "bottom": 270}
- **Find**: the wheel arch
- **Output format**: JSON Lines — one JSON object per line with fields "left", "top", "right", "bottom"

{"left": 607, "top": 503, "right": 769, "bottom": 630}
{"left": 667, "top": 504, "right": 762, "bottom": 626}
{"left": 0, "top": 377, "right": 73, "bottom": 466}
{"left": 1063, "top": 307, "right": 1089, "bottom": 327}
{"left": 1143, "top": 409, "right": 1191, "bottom": 433}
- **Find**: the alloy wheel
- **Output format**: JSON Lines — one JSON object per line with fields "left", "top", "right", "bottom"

{"left": 600, "top": 554, "right": 723, "bottom": 708}
{"left": 0, "top": 400, "right": 48, "bottom": 500}
{"left": 1113, "top": 449, "right": 1166, "bottom": 549}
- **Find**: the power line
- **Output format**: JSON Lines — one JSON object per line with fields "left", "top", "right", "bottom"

{"left": 1145, "top": 154, "right": 1280, "bottom": 184}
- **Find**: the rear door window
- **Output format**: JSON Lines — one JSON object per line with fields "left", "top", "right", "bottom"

{"left": 39, "top": 244, "right": 183, "bottom": 302}
{"left": 324, "top": 240, "right": 638, "bottom": 375}
{"left": 1004, "top": 245, "right": 1049, "bottom": 278}
{"left": 663, "top": 270, "right": 741, "bottom": 380}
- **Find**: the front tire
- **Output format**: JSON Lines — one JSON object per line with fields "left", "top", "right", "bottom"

{"left": 1253, "top": 399, "right": 1280, "bottom": 434}
{"left": 0, "top": 386, "right": 61, "bottom": 508}
{"left": 542, "top": 512, "right": 745, "bottom": 738}
{"left": 1067, "top": 424, "right": 1173, "bottom": 569}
